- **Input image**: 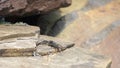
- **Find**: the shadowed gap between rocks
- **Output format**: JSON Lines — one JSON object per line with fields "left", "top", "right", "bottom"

{"left": 3, "top": 10, "right": 63, "bottom": 35}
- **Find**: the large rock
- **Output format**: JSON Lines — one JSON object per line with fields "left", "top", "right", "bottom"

{"left": 0, "top": 0, "right": 71, "bottom": 17}
{"left": 48, "top": 0, "right": 120, "bottom": 46}
{"left": 48, "top": 1, "right": 120, "bottom": 67}
{"left": 88, "top": 21, "right": 120, "bottom": 68}
{"left": 0, "top": 47, "right": 111, "bottom": 68}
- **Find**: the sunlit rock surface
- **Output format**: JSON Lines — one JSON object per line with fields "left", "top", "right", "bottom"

{"left": 0, "top": 24, "right": 111, "bottom": 68}
{"left": 48, "top": 0, "right": 120, "bottom": 68}
{"left": 0, "top": 47, "right": 111, "bottom": 68}
{"left": 0, "top": 0, "right": 119, "bottom": 68}
{"left": 0, "top": 24, "right": 39, "bottom": 40}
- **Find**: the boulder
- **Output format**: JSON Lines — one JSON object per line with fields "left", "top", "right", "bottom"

{"left": 0, "top": 0, "right": 71, "bottom": 17}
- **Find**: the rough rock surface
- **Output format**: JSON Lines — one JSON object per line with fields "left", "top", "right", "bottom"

{"left": 0, "top": 0, "right": 71, "bottom": 17}
{"left": 0, "top": 0, "right": 117, "bottom": 67}
{"left": 0, "top": 24, "right": 75, "bottom": 57}
{"left": 89, "top": 21, "right": 120, "bottom": 68}
{"left": 48, "top": 0, "right": 120, "bottom": 68}
{"left": 0, "top": 24, "right": 39, "bottom": 40}
{"left": 0, "top": 37, "right": 37, "bottom": 57}
{"left": 0, "top": 47, "right": 111, "bottom": 68}
{"left": 0, "top": 24, "right": 111, "bottom": 68}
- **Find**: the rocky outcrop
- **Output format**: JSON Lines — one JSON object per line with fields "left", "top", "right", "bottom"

{"left": 0, "top": 24, "right": 75, "bottom": 57}
{"left": 47, "top": 0, "right": 120, "bottom": 68}
{"left": 0, "top": 24, "right": 111, "bottom": 68}
{"left": 48, "top": 0, "right": 120, "bottom": 45}
{"left": 0, "top": 0, "right": 71, "bottom": 17}
{"left": 89, "top": 21, "right": 120, "bottom": 68}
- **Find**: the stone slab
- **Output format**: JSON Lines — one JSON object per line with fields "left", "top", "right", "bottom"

{"left": 0, "top": 37, "right": 37, "bottom": 57}
{"left": 0, "top": 24, "right": 39, "bottom": 40}
{"left": 0, "top": 47, "right": 111, "bottom": 68}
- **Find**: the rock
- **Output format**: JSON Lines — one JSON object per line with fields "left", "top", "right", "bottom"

{"left": 82, "top": 0, "right": 112, "bottom": 11}
{"left": 36, "top": 35, "right": 74, "bottom": 56}
{"left": 60, "top": 0, "right": 88, "bottom": 16}
{"left": 81, "top": 20, "right": 120, "bottom": 49}
{"left": 0, "top": 35, "right": 74, "bottom": 57}
{"left": 0, "top": 24, "right": 39, "bottom": 57}
{"left": 0, "top": 24, "right": 39, "bottom": 40}
{"left": 0, "top": 37, "right": 37, "bottom": 57}
{"left": 0, "top": 0, "right": 71, "bottom": 17}
{"left": 47, "top": 1, "right": 120, "bottom": 67}
{"left": 51, "top": 47, "right": 111, "bottom": 68}
{"left": 87, "top": 21, "right": 120, "bottom": 68}
{"left": 0, "top": 47, "right": 111, "bottom": 68}
{"left": 48, "top": 0, "right": 120, "bottom": 47}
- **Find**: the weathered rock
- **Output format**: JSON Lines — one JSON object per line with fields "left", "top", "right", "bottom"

{"left": 0, "top": 24, "right": 39, "bottom": 57}
{"left": 0, "top": 24, "right": 39, "bottom": 40}
{"left": 82, "top": 0, "right": 112, "bottom": 11}
{"left": 48, "top": 0, "right": 120, "bottom": 47}
{"left": 0, "top": 34, "right": 74, "bottom": 57}
{"left": 0, "top": 47, "right": 111, "bottom": 68}
{"left": 88, "top": 21, "right": 120, "bottom": 68}
{"left": 47, "top": 1, "right": 120, "bottom": 67}
{"left": 0, "top": 37, "right": 37, "bottom": 57}
{"left": 0, "top": 0, "right": 71, "bottom": 17}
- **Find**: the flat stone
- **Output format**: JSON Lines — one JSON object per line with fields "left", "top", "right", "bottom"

{"left": 0, "top": 24, "right": 39, "bottom": 40}
{"left": 0, "top": 47, "right": 111, "bottom": 68}
{"left": 0, "top": 37, "right": 37, "bottom": 57}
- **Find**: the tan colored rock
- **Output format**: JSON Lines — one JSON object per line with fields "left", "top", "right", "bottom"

{"left": 0, "top": 24, "right": 39, "bottom": 57}
{"left": 49, "top": 0, "right": 120, "bottom": 47}
{"left": 90, "top": 22, "right": 120, "bottom": 68}
{"left": 0, "top": 37, "right": 37, "bottom": 57}
{"left": 0, "top": 24, "right": 39, "bottom": 40}
{"left": 60, "top": 0, "right": 88, "bottom": 16}
{"left": 0, "top": 47, "right": 111, "bottom": 68}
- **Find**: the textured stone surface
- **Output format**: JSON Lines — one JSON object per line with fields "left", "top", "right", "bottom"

{"left": 0, "top": 0, "right": 71, "bottom": 17}
{"left": 0, "top": 47, "right": 111, "bottom": 68}
{"left": 0, "top": 24, "right": 39, "bottom": 57}
{"left": 48, "top": 0, "right": 120, "bottom": 67}
{"left": 90, "top": 22, "right": 120, "bottom": 68}
{"left": 0, "top": 24, "right": 39, "bottom": 40}
{"left": 49, "top": 0, "right": 120, "bottom": 47}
